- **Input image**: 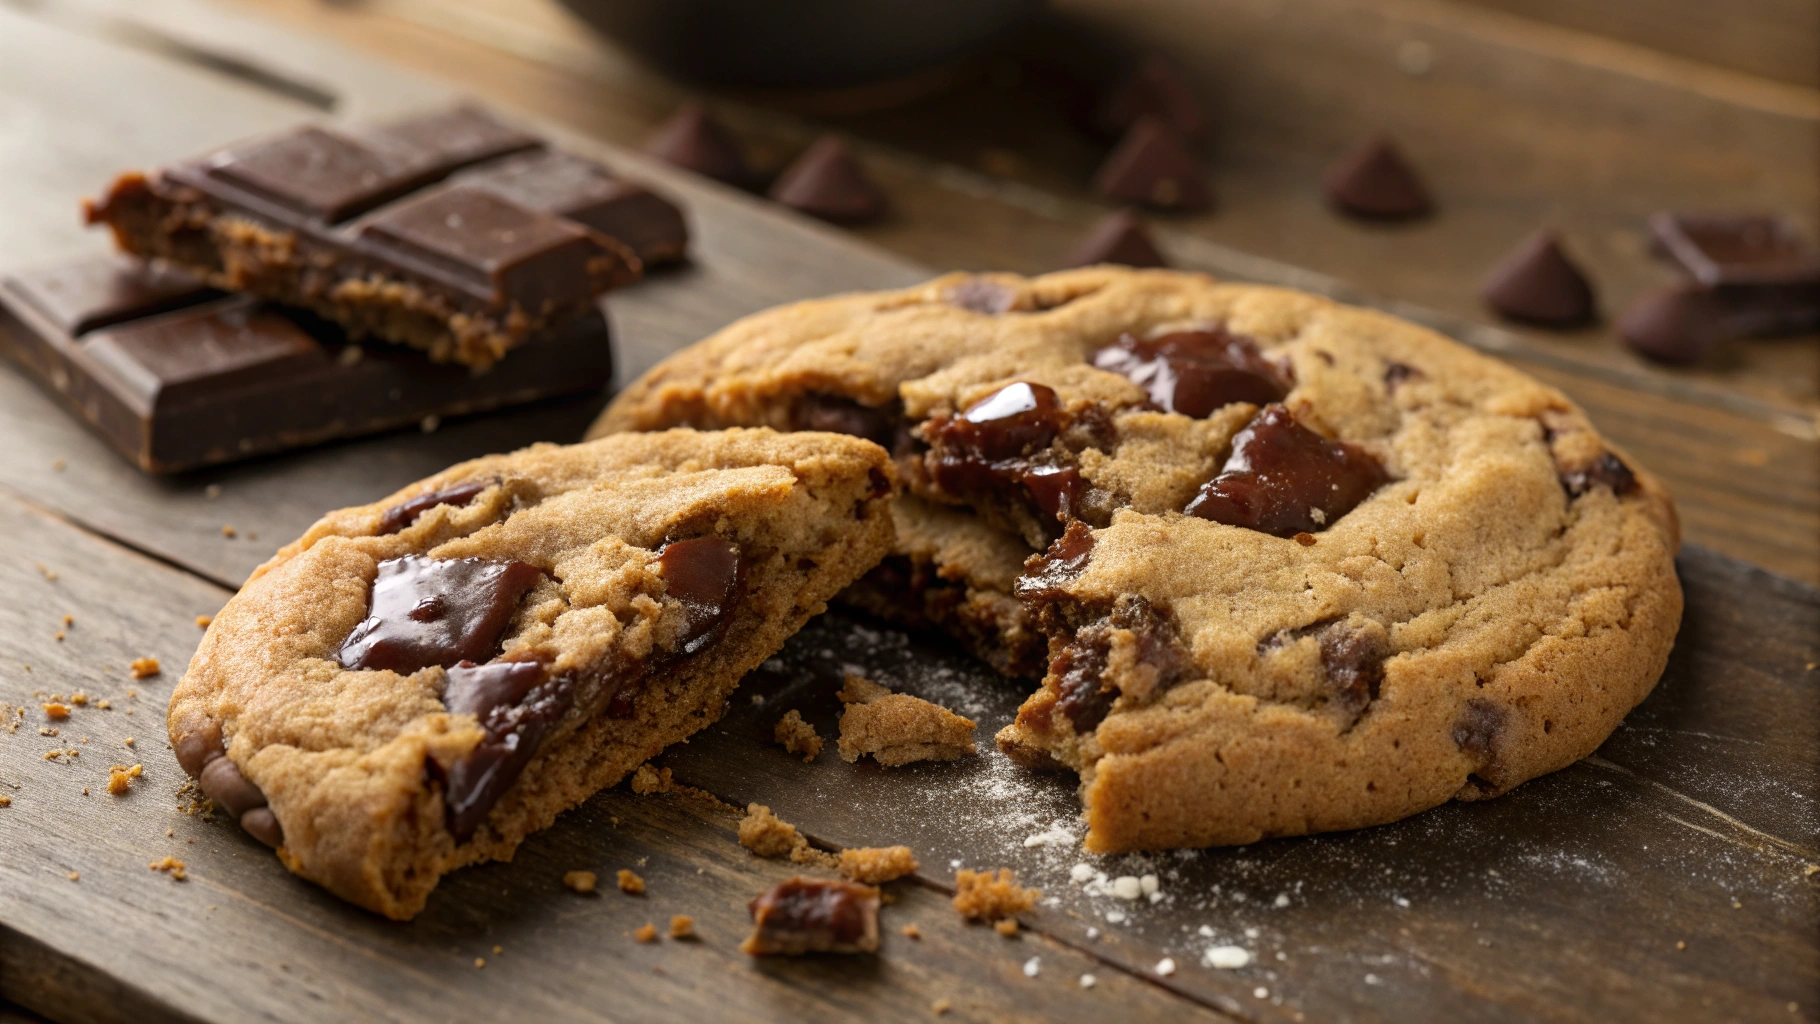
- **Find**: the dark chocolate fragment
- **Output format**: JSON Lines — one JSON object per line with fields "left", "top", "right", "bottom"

{"left": 1092, "top": 117, "right": 1210, "bottom": 212}
{"left": 440, "top": 658, "right": 573, "bottom": 840}
{"left": 239, "top": 808, "right": 285, "bottom": 849}
{"left": 369, "top": 104, "right": 541, "bottom": 169}
{"left": 742, "top": 876, "right": 880, "bottom": 955}
{"left": 1383, "top": 362, "right": 1422, "bottom": 390}
{"left": 1021, "top": 465, "right": 1083, "bottom": 520}
{"left": 945, "top": 278, "right": 1020, "bottom": 315}
{"left": 338, "top": 555, "right": 543, "bottom": 674}
{"left": 173, "top": 717, "right": 281, "bottom": 847}
{"left": 1092, "top": 328, "right": 1289, "bottom": 417}
{"left": 8, "top": 254, "right": 216, "bottom": 336}
{"left": 1065, "top": 210, "right": 1168, "bottom": 269}
{"left": 173, "top": 720, "right": 224, "bottom": 779}
{"left": 377, "top": 480, "right": 491, "bottom": 535}
{"left": 644, "top": 103, "right": 753, "bottom": 188}
{"left": 1480, "top": 230, "right": 1597, "bottom": 327}
{"left": 459, "top": 150, "right": 688, "bottom": 265}
{"left": 81, "top": 302, "right": 325, "bottom": 410}
{"left": 1315, "top": 620, "right": 1387, "bottom": 720}
{"left": 768, "top": 137, "right": 887, "bottom": 224}
{"left": 1185, "top": 404, "right": 1388, "bottom": 537}
{"left": 1092, "top": 56, "right": 1207, "bottom": 143}
{"left": 1560, "top": 451, "right": 1638, "bottom": 499}
{"left": 205, "top": 126, "right": 430, "bottom": 224}
{"left": 1649, "top": 213, "right": 1820, "bottom": 287}
{"left": 1452, "top": 698, "right": 1507, "bottom": 763}
{"left": 1618, "top": 281, "right": 1820, "bottom": 365}
{"left": 936, "top": 382, "right": 1069, "bottom": 461}
{"left": 1015, "top": 520, "right": 1097, "bottom": 601}
{"left": 790, "top": 392, "right": 900, "bottom": 448}
{"left": 1324, "top": 137, "right": 1431, "bottom": 220}
{"left": 656, "top": 537, "right": 743, "bottom": 655}
{"left": 925, "top": 383, "right": 1086, "bottom": 537}
{"left": 1050, "top": 597, "right": 1193, "bottom": 733}
{"left": 199, "top": 755, "right": 268, "bottom": 819}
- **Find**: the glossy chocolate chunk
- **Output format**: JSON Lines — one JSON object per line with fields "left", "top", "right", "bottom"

{"left": 1092, "top": 328, "right": 1289, "bottom": 417}
{"left": 769, "top": 137, "right": 888, "bottom": 224}
{"left": 927, "top": 383, "right": 1080, "bottom": 533}
{"left": 1092, "top": 117, "right": 1210, "bottom": 212}
{"left": 1021, "top": 464, "right": 1082, "bottom": 520}
{"left": 1066, "top": 210, "right": 1168, "bottom": 269}
{"left": 460, "top": 150, "right": 688, "bottom": 265}
{"left": 81, "top": 302, "right": 324, "bottom": 409}
{"left": 1649, "top": 213, "right": 1820, "bottom": 287}
{"left": 8, "top": 254, "right": 215, "bottom": 336}
{"left": 338, "top": 555, "right": 543, "bottom": 674}
{"left": 378, "top": 481, "right": 491, "bottom": 535}
{"left": 1324, "top": 137, "right": 1431, "bottom": 220}
{"left": 1185, "top": 404, "right": 1388, "bottom": 536}
{"left": 644, "top": 102, "right": 753, "bottom": 188}
{"left": 1481, "top": 230, "right": 1597, "bottom": 327}
{"left": 1560, "top": 451, "right": 1638, "bottom": 498}
{"left": 1051, "top": 598, "right": 1192, "bottom": 733}
{"left": 938, "top": 382, "right": 1069, "bottom": 461}
{"left": 1016, "top": 521, "right": 1096, "bottom": 601}
{"left": 440, "top": 658, "right": 572, "bottom": 840}
{"left": 743, "top": 876, "right": 880, "bottom": 955}
{"left": 205, "top": 126, "right": 428, "bottom": 224}
{"left": 370, "top": 104, "right": 541, "bottom": 173}
{"left": 657, "top": 537, "right": 743, "bottom": 655}
{"left": 1093, "top": 56, "right": 1208, "bottom": 143}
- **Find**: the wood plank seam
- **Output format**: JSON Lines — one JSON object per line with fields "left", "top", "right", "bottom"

{"left": 0, "top": 482, "right": 243, "bottom": 594}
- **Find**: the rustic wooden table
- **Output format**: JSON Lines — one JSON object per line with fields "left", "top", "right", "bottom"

{"left": 0, "top": 1, "right": 1814, "bottom": 1022}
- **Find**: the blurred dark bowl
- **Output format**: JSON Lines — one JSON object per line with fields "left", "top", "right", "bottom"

{"left": 555, "top": 0, "right": 1047, "bottom": 89}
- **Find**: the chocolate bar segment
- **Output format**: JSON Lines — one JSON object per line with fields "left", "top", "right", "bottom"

{"left": 1650, "top": 213, "right": 1820, "bottom": 287}
{"left": 0, "top": 255, "right": 613, "bottom": 473}
{"left": 83, "top": 105, "right": 674, "bottom": 370}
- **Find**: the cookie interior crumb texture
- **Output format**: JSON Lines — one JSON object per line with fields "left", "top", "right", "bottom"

{"left": 838, "top": 844, "right": 919, "bottom": 884}
{"left": 836, "top": 674, "right": 977, "bottom": 766}
{"left": 590, "top": 266, "right": 1683, "bottom": 854}
{"left": 738, "top": 803, "right": 803, "bottom": 859}
{"left": 772, "top": 709, "right": 823, "bottom": 761}
{"left": 952, "top": 867, "right": 1039, "bottom": 921}
{"left": 166, "top": 428, "right": 895, "bottom": 919}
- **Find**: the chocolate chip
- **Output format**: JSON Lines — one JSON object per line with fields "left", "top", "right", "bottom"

{"left": 768, "top": 136, "right": 887, "bottom": 224}
{"left": 1324, "top": 137, "right": 1431, "bottom": 220}
{"left": 656, "top": 537, "right": 743, "bottom": 655}
{"left": 338, "top": 555, "right": 543, "bottom": 674}
{"left": 1316, "top": 621, "right": 1387, "bottom": 720}
{"left": 926, "top": 383, "right": 1083, "bottom": 534}
{"left": 935, "top": 382, "right": 1069, "bottom": 462}
{"left": 1020, "top": 465, "right": 1082, "bottom": 520}
{"left": 1092, "top": 328, "right": 1289, "bottom": 417}
{"left": 377, "top": 481, "right": 492, "bottom": 535}
{"left": 643, "top": 102, "right": 753, "bottom": 188}
{"left": 791, "top": 392, "right": 900, "bottom": 448}
{"left": 1092, "top": 56, "right": 1207, "bottom": 144}
{"left": 1480, "top": 230, "right": 1597, "bottom": 327}
{"left": 173, "top": 719, "right": 224, "bottom": 778}
{"left": 1051, "top": 597, "right": 1192, "bottom": 733}
{"left": 199, "top": 755, "right": 267, "bottom": 818}
{"left": 1617, "top": 283, "right": 1728, "bottom": 364}
{"left": 1560, "top": 451, "right": 1638, "bottom": 499}
{"left": 239, "top": 807, "right": 284, "bottom": 849}
{"left": 1092, "top": 117, "right": 1210, "bottom": 212}
{"left": 1016, "top": 521, "right": 1096, "bottom": 602}
{"left": 944, "top": 278, "right": 1021, "bottom": 315}
{"left": 1065, "top": 209, "right": 1168, "bottom": 268}
{"left": 1383, "top": 362, "right": 1422, "bottom": 390}
{"left": 1649, "top": 212, "right": 1820, "bottom": 287}
{"left": 1452, "top": 698, "right": 1507, "bottom": 763}
{"left": 743, "top": 876, "right": 880, "bottom": 955}
{"left": 440, "top": 658, "right": 573, "bottom": 840}
{"left": 1185, "top": 404, "right": 1388, "bottom": 536}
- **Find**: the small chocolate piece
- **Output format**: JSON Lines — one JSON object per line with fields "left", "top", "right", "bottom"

{"left": 741, "top": 876, "right": 880, "bottom": 955}
{"left": 1560, "top": 451, "right": 1638, "bottom": 499}
{"left": 944, "top": 278, "right": 1021, "bottom": 315}
{"left": 1051, "top": 598, "right": 1192, "bottom": 733}
{"left": 789, "top": 392, "right": 902, "bottom": 449}
{"left": 926, "top": 383, "right": 1082, "bottom": 537}
{"left": 1649, "top": 213, "right": 1820, "bottom": 287}
{"left": 1452, "top": 697, "right": 1507, "bottom": 763}
{"left": 440, "top": 658, "right": 572, "bottom": 840}
{"left": 377, "top": 481, "right": 491, "bottom": 535}
{"left": 338, "top": 555, "right": 543, "bottom": 674}
{"left": 1021, "top": 464, "right": 1083, "bottom": 520}
{"left": 937, "top": 382, "right": 1069, "bottom": 461}
{"left": 656, "top": 537, "right": 743, "bottom": 655}
{"left": 239, "top": 808, "right": 285, "bottom": 849}
{"left": 1092, "top": 328, "right": 1289, "bottom": 417}
{"left": 1092, "top": 56, "right": 1208, "bottom": 143}
{"left": 768, "top": 136, "right": 888, "bottom": 224}
{"left": 199, "top": 755, "right": 267, "bottom": 818}
{"left": 1315, "top": 620, "right": 1388, "bottom": 720}
{"left": 1324, "top": 137, "right": 1431, "bottom": 220}
{"left": 1480, "top": 230, "right": 1597, "bottom": 327}
{"left": 205, "top": 126, "right": 431, "bottom": 224}
{"left": 459, "top": 151, "right": 688, "bottom": 266}
{"left": 644, "top": 103, "right": 753, "bottom": 188}
{"left": 1065, "top": 210, "right": 1168, "bottom": 269}
{"left": 1383, "top": 362, "right": 1422, "bottom": 390}
{"left": 1092, "top": 118, "right": 1210, "bottom": 212}
{"left": 1185, "top": 404, "right": 1388, "bottom": 536}
{"left": 1618, "top": 281, "right": 1820, "bottom": 364}
{"left": 1017, "top": 521, "right": 1096, "bottom": 602}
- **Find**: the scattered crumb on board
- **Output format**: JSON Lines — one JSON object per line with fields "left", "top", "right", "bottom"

{"left": 563, "top": 871, "right": 598, "bottom": 894}
{"left": 617, "top": 869, "right": 645, "bottom": 895}
{"left": 839, "top": 845, "right": 919, "bottom": 885}
{"left": 836, "top": 673, "right": 976, "bottom": 766}
{"left": 773, "top": 710, "right": 822, "bottom": 761}
{"left": 952, "top": 868, "right": 1039, "bottom": 922}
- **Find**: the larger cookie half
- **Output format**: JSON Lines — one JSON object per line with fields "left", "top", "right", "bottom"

{"left": 169, "top": 428, "right": 893, "bottom": 918}
{"left": 590, "top": 267, "right": 1682, "bottom": 853}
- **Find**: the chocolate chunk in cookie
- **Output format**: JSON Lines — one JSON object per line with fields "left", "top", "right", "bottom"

{"left": 1092, "top": 328, "right": 1289, "bottom": 417}
{"left": 1560, "top": 452, "right": 1639, "bottom": 499}
{"left": 441, "top": 659, "right": 571, "bottom": 840}
{"left": 1051, "top": 597, "right": 1193, "bottom": 733}
{"left": 1185, "top": 404, "right": 1388, "bottom": 536}
{"left": 338, "top": 555, "right": 543, "bottom": 674}
{"left": 741, "top": 876, "right": 880, "bottom": 955}
{"left": 656, "top": 537, "right": 743, "bottom": 655}
{"left": 376, "top": 481, "right": 491, "bottom": 534}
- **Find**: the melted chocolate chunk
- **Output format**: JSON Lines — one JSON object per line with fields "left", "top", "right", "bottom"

{"left": 1315, "top": 620, "right": 1387, "bottom": 720}
{"left": 1561, "top": 452, "right": 1639, "bottom": 499}
{"left": 199, "top": 755, "right": 267, "bottom": 818}
{"left": 939, "top": 382, "right": 1069, "bottom": 460}
{"left": 1016, "top": 521, "right": 1096, "bottom": 602}
{"left": 440, "top": 659, "right": 573, "bottom": 840}
{"left": 1020, "top": 465, "right": 1083, "bottom": 520}
{"left": 1051, "top": 598, "right": 1193, "bottom": 733}
{"left": 657, "top": 537, "right": 743, "bottom": 655}
{"left": 338, "top": 555, "right": 543, "bottom": 674}
{"left": 790, "top": 392, "right": 899, "bottom": 449}
{"left": 1092, "top": 328, "right": 1289, "bottom": 417}
{"left": 1383, "top": 362, "right": 1422, "bottom": 390}
{"left": 377, "top": 480, "right": 490, "bottom": 534}
{"left": 743, "top": 876, "right": 880, "bottom": 955}
{"left": 1184, "top": 404, "right": 1388, "bottom": 537}
{"left": 926, "top": 383, "right": 1082, "bottom": 534}
{"left": 1452, "top": 698, "right": 1507, "bottom": 763}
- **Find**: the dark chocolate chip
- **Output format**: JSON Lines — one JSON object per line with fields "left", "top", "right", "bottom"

{"left": 644, "top": 103, "right": 753, "bottom": 188}
{"left": 768, "top": 137, "right": 887, "bottom": 224}
{"left": 199, "top": 756, "right": 267, "bottom": 818}
{"left": 656, "top": 537, "right": 743, "bottom": 655}
{"left": 239, "top": 807, "right": 285, "bottom": 849}
{"left": 1560, "top": 451, "right": 1638, "bottom": 499}
{"left": 1324, "top": 137, "right": 1431, "bottom": 220}
{"left": 1092, "top": 328, "right": 1289, "bottom": 417}
{"left": 940, "top": 382, "right": 1069, "bottom": 461}
{"left": 1616, "top": 283, "right": 1729, "bottom": 364}
{"left": 1480, "top": 230, "right": 1597, "bottom": 327}
{"left": 944, "top": 278, "right": 1021, "bottom": 315}
{"left": 377, "top": 480, "right": 491, "bottom": 535}
{"left": 1016, "top": 521, "right": 1096, "bottom": 602}
{"left": 1452, "top": 698, "right": 1507, "bottom": 762}
{"left": 338, "top": 555, "right": 543, "bottom": 674}
{"left": 1065, "top": 210, "right": 1168, "bottom": 269}
{"left": 173, "top": 720, "right": 225, "bottom": 778}
{"left": 790, "top": 393, "right": 900, "bottom": 448}
{"left": 744, "top": 876, "right": 880, "bottom": 955}
{"left": 440, "top": 658, "right": 572, "bottom": 840}
{"left": 1383, "top": 362, "right": 1422, "bottom": 390}
{"left": 1051, "top": 597, "right": 1193, "bottom": 733}
{"left": 1185, "top": 404, "right": 1388, "bottom": 537}
{"left": 1315, "top": 620, "right": 1387, "bottom": 720}
{"left": 1092, "top": 117, "right": 1210, "bottom": 212}
{"left": 1649, "top": 212, "right": 1820, "bottom": 288}
{"left": 1020, "top": 465, "right": 1082, "bottom": 520}
{"left": 1092, "top": 56, "right": 1207, "bottom": 143}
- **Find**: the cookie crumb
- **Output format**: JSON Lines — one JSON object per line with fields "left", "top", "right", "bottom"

{"left": 1676, "top": 940, "right": 1686, "bottom": 950}
{"left": 42, "top": 703, "right": 69, "bottom": 719}
{"left": 69, "top": 690, "right": 86, "bottom": 704}
{"left": 67, "top": 871, "right": 79, "bottom": 881}
{"left": 773, "top": 710, "right": 823, "bottom": 761}
{"left": 107, "top": 763, "right": 143, "bottom": 795}
{"left": 839, "top": 845, "right": 919, "bottom": 884}
{"left": 62, "top": 615, "right": 74, "bottom": 627}
{"left": 563, "top": 870, "right": 598, "bottom": 894}
{"left": 95, "top": 699, "right": 110, "bottom": 710}
{"left": 901, "top": 924, "right": 922, "bottom": 939}
{"left": 634, "top": 922, "right": 658, "bottom": 943}
{"left": 0, "top": 796, "right": 10, "bottom": 807}
{"left": 952, "top": 868, "right": 1039, "bottom": 922}
{"left": 129, "top": 658, "right": 160, "bottom": 679}
{"left": 195, "top": 615, "right": 213, "bottom": 628}
{"left": 837, "top": 674, "right": 976, "bottom": 766}
{"left": 124, "top": 737, "right": 134, "bottom": 748}
{"left": 473, "top": 958, "right": 485, "bottom": 969}
{"left": 630, "top": 762, "right": 674, "bottom": 794}
{"left": 932, "top": 998, "right": 952, "bottom": 1015}
{"left": 738, "top": 803, "right": 802, "bottom": 858}
{"left": 617, "top": 869, "right": 646, "bottom": 895}
{"left": 994, "top": 918, "right": 1019, "bottom": 937}
{"left": 221, "top": 525, "right": 236, "bottom": 538}
{"left": 149, "top": 856, "right": 187, "bottom": 880}
{"left": 669, "top": 915, "right": 695, "bottom": 939}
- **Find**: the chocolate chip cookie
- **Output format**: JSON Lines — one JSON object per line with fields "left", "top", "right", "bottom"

{"left": 168, "top": 428, "right": 893, "bottom": 918}
{"left": 589, "top": 267, "right": 1683, "bottom": 853}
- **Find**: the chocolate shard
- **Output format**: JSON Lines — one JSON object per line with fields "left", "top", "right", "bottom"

{"left": 440, "top": 658, "right": 571, "bottom": 840}
{"left": 644, "top": 103, "right": 753, "bottom": 188}
{"left": 1560, "top": 451, "right": 1638, "bottom": 499}
{"left": 741, "top": 877, "right": 880, "bottom": 956}
{"left": 1649, "top": 212, "right": 1820, "bottom": 287}
{"left": 1092, "top": 56, "right": 1208, "bottom": 143}
{"left": 1092, "top": 118, "right": 1210, "bottom": 212}
{"left": 338, "top": 555, "right": 543, "bottom": 674}
{"left": 1324, "top": 137, "right": 1432, "bottom": 220}
{"left": 378, "top": 481, "right": 491, "bottom": 535}
{"left": 1016, "top": 520, "right": 1096, "bottom": 601}
{"left": 768, "top": 136, "right": 888, "bottom": 224}
{"left": 459, "top": 151, "right": 688, "bottom": 266}
{"left": 656, "top": 537, "right": 744, "bottom": 655}
{"left": 1049, "top": 597, "right": 1192, "bottom": 733}
{"left": 1452, "top": 698, "right": 1507, "bottom": 763}
{"left": 1066, "top": 210, "right": 1169, "bottom": 268}
{"left": 1184, "top": 403, "right": 1388, "bottom": 537}
{"left": 1481, "top": 229, "right": 1597, "bottom": 327}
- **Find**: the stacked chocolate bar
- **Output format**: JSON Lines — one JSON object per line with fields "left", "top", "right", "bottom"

{"left": 0, "top": 105, "right": 687, "bottom": 473}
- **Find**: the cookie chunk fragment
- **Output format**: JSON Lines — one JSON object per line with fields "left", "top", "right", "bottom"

{"left": 839, "top": 845, "right": 919, "bottom": 885}
{"left": 772, "top": 710, "right": 822, "bottom": 761}
{"left": 951, "top": 868, "right": 1039, "bottom": 922}
{"left": 738, "top": 803, "right": 803, "bottom": 859}
{"left": 740, "top": 876, "right": 880, "bottom": 955}
{"left": 836, "top": 675, "right": 976, "bottom": 766}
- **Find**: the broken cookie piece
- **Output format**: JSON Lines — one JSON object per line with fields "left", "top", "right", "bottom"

{"left": 740, "top": 876, "right": 881, "bottom": 956}
{"left": 773, "top": 710, "right": 822, "bottom": 762}
{"left": 839, "top": 845, "right": 919, "bottom": 885}
{"left": 738, "top": 803, "right": 803, "bottom": 859}
{"left": 836, "top": 675, "right": 976, "bottom": 766}
{"left": 952, "top": 867, "right": 1039, "bottom": 922}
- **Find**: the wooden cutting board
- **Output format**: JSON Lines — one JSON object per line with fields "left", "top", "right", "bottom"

{"left": 0, "top": 3, "right": 1813, "bottom": 1022}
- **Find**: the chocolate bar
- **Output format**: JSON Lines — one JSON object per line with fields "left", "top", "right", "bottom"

{"left": 84, "top": 105, "right": 684, "bottom": 370}
{"left": 1649, "top": 213, "right": 1820, "bottom": 287}
{"left": 0, "top": 254, "right": 612, "bottom": 473}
